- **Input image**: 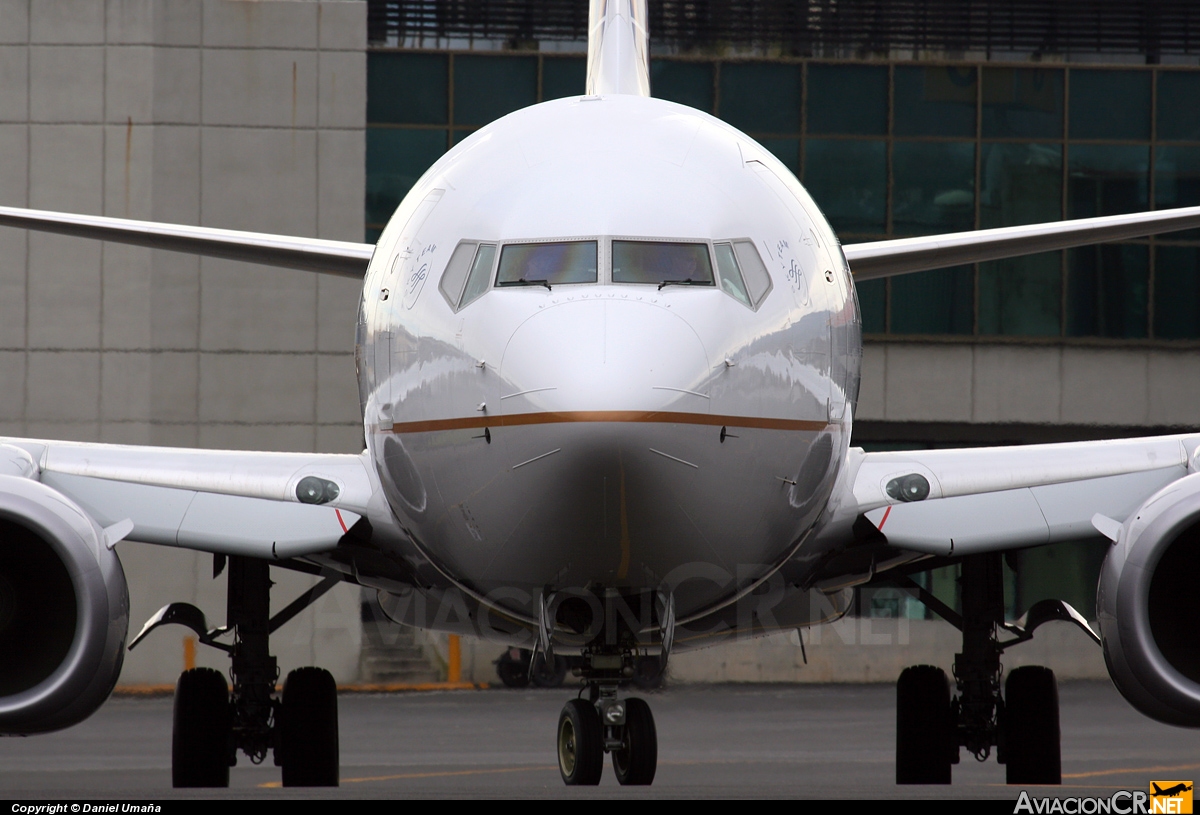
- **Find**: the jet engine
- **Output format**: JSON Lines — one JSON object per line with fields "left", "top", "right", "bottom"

{"left": 0, "top": 452, "right": 129, "bottom": 734}
{"left": 1097, "top": 471, "right": 1200, "bottom": 727}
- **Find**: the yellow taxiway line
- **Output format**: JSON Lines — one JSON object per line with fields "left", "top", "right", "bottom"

{"left": 259, "top": 765, "right": 555, "bottom": 788}
{"left": 1062, "top": 762, "right": 1200, "bottom": 780}
{"left": 111, "top": 681, "right": 489, "bottom": 697}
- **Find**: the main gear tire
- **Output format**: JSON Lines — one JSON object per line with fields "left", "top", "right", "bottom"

{"left": 279, "top": 667, "right": 340, "bottom": 787}
{"left": 1004, "top": 666, "right": 1061, "bottom": 785}
{"left": 172, "top": 667, "right": 232, "bottom": 788}
{"left": 895, "top": 665, "right": 954, "bottom": 784}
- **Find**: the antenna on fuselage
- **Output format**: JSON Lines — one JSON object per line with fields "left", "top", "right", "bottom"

{"left": 586, "top": 0, "right": 650, "bottom": 97}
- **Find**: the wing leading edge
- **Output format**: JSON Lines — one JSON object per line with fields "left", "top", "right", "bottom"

{"left": 844, "top": 205, "right": 1200, "bottom": 280}
{"left": 0, "top": 205, "right": 374, "bottom": 277}
{"left": 7, "top": 171, "right": 1200, "bottom": 285}
{"left": 850, "top": 435, "right": 1200, "bottom": 557}
{"left": 1, "top": 438, "right": 376, "bottom": 559}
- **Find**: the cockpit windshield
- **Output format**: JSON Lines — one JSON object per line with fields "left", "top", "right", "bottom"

{"left": 611, "top": 241, "right": 715, "bottom": 287}
{"left": 496, "top": 241, "right": 598, "bottom": 287}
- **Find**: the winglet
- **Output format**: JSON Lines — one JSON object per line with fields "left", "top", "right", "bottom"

{"left": 586, "top": 0, "right": 650, "bottom": 97}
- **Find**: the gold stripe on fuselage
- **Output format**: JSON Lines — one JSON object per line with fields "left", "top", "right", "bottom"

{"left": 386, "top": 411, "right": 830, "bottom": 434}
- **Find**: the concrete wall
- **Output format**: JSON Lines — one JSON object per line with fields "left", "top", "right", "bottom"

{"left": 0, "top": 0, "right": 368, "bottom": 683}
{"left": 667, "top": 619, "right": 1107, "bottom": 684}
{"left": 446, "top": 619, "right": 1107, "bottom": 686}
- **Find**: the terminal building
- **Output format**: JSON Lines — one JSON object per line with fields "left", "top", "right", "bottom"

{"left": 2, "top": 0, "right": 1199, "bottom": 683}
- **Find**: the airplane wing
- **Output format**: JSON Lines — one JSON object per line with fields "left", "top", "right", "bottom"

{"left": 5, "top": 201, "right": 1200, "bottom": 563}
{"left": 844, "top": 205, "right": 1200, "bottom": 280}
{"left": 849, "top": 435, "right": 1200, "bottom": 557}
{"left": 836, "top": 204, "right": 1200, "bottom": 558}
{"left": 0, "top": 205, "right": 374, "bottom": 277}
{"left": 0, "top": 438, "right": 376, "bottom": 560}
{"left": 0, "top": 209, "right": 379, "bottom": 559}
{"left": 7, "top": 200, "right": 1200, "bottom": 283}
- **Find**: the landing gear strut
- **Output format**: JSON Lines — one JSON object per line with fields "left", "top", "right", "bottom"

{"left": 556, "top": 652, "right": 659, "bottom": 786}
{"left": 893, "top": 553, "right": 1070, "bottom": 785}
{"left": 131, "top": 555, "right": 343, "bottom": 787}
{"left": 546, "top": 590, "right": 670, "bottom": 786}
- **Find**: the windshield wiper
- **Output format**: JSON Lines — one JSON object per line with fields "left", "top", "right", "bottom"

{"left": 502, "top": 278, "right": 552, "bottom": 291}
{"left": 658, "top": 278, "right": 698, "bottom": 290}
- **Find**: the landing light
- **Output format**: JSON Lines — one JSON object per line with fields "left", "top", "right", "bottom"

{"left": 296, "top": 476, "right": 340, "bottom": 505}
{"left": 886, "top": 474, "right": 930, "bottom": 503}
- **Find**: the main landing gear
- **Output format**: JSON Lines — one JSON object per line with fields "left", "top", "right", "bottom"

{"left": 129, "top": 555, "right": 343, "bottom": 787}
{"left": 543, "top": 591, "right": 672, "bottom": 786}
{"left": 892, "top": 553, "right": 1098, "bottom": 785}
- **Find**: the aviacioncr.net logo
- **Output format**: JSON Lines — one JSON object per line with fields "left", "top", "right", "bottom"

{"left": 1014, "top": 790, "right": 1149, "bottom": 814}
{"left": 1015, "top": 785, "right": 1194, "bottom": 815}
{"left": 1149, "top": 781, "right": 1193, "bottom": 814}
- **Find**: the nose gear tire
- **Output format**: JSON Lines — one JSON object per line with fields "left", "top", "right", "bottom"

{"left": 612, "top": 697, "right": 657, "bottom": 785}
{"left": 558, "top": 698, "right": 603, "bottom": 785}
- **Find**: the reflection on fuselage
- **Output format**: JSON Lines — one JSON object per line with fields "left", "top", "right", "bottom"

{"left": 357, "top": 93, "right": 863, "bottom": 625}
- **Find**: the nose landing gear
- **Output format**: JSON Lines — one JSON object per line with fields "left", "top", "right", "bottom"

{"left": 544, "top": 590, "right": 671, "bottom": 786}
{"left": 556, "top": 651, "right": 659, "bottom": 786}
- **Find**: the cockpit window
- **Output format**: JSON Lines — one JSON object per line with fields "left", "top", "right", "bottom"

{"left": 612, "top": 241, "right": 715, "bottom": 287}
{"left": 713, "top": 243, "right": 752, "bottom": 307}
{"left": 733, "top": 240, "right": 772, "bottom": 306}
{"left": 438, "top": 241, "right": 478, "bottom": 310}
{"left": 459, "top": 243, "right": 497, "bottom": 309}
{"left": 496, "top": 241, "right": 598, "bottom": 288}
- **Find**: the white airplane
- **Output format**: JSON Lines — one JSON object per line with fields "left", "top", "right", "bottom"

{"left": 2, "top": 0, "right": 1200, "bottom": 790}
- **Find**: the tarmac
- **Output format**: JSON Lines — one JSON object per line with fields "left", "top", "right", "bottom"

{"left": 1, "top": 681, "right": 1198, "bottom": 799}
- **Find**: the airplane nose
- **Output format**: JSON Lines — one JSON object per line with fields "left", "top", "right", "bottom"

{"left": 498, "top": 297, "right": 710, "bottom": 414}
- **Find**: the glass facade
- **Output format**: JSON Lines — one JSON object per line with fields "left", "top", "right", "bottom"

{"left": 858, "top": 540, "right": 1105, "bottom": 623}
{"left": 367, "top": 53, "right": 1200, "bottom": 342}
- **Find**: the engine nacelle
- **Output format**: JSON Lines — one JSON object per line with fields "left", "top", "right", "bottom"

{"left": 1098, "top": 471, "right": 1200, "bottom": 727}
{"left": 0, "top": 473, "right": 129, "bottom": 734}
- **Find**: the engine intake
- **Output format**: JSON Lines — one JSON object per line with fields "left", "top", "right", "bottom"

{"left": 1098, "top": 471, "right": 1200, "bottom": 727}
{"left": 0, "top": 475, "right": 129, "bottom": 734}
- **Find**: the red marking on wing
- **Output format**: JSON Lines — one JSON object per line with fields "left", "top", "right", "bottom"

{"left": 335, "top": 509, "right": 348, "bottom": 533}
{"left": 878, "top": 505, "right": 892, "bottom": 530}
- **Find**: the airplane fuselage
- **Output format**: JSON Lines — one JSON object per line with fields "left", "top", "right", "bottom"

{"left": 357, "top": 94, "right": 862, "bottom": 629}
